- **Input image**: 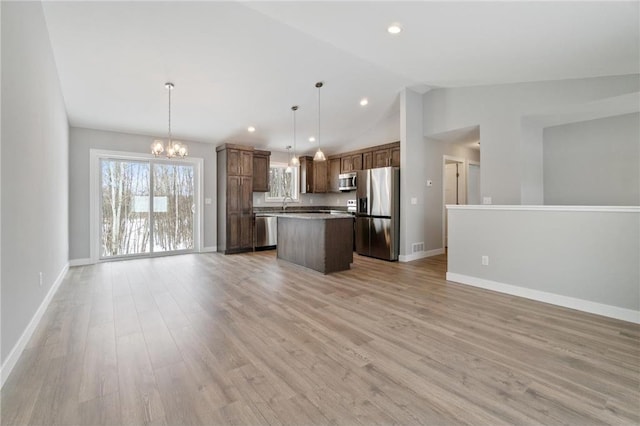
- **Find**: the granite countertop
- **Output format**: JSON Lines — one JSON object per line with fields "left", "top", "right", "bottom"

{"left": 254, "top": 206, "right": 351, "bottom": 217}
{"left": 270, "top": 212, "right": 354, "bottom": 220}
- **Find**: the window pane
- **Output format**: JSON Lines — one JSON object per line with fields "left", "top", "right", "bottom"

{"left": 100, "top": 159, "right": 150, "bottom": 257}
{"left": 267, "top": 165, "right": 298, "bottom": 200}
{"left": 152, "top": 163, "right": 194, "bottom": 252}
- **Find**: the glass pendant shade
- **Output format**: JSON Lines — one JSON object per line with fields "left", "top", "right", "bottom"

{"left": 290, "top": 105, "right": 300, "bottom": 167}
{"left": 313, "top": 149, "right": 326, "bottom": 161}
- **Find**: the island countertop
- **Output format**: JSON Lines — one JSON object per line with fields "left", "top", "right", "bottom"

{"left": 262, "top": 212, "right": 354, "bottom": 220}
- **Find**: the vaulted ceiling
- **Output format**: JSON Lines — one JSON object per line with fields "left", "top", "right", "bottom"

{"left": 41, "top": 1, "right": 639, "bottom": 155}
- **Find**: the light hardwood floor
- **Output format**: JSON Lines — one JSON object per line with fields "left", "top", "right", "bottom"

{"left": 2, "top": 251, "right": 639, "bottom": 425}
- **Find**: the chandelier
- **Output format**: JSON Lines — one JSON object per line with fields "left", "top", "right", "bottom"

{"left": 151, "top": 82, "right": 188, "bottom": 158}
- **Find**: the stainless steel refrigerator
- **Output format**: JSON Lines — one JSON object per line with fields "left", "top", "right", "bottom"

{"left": 355, "top": 166, "right": 400, "bottom": 261}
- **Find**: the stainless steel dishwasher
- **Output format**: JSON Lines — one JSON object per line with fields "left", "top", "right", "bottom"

{"left": 254, "top": 215, "right": 277, "bottom": 250}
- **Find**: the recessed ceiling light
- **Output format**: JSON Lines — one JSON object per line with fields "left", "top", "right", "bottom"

{"left": 247, "top": 126, "right": 256, "bottom": 133}
{"left": 360, "top": 98, "right": 369, "bottom": 106}
{"left": 387, "top": 24, "right": 402, "bottom": 35}
{"left": 309, "top": 137, "right": 315, "bottom": 142}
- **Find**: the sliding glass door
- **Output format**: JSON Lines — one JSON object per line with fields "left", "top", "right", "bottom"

{"left": 152, "top": 163, "right": 194, "bottom": 253}
{"left": 100, "top": 158, "right": 194, "bottom": 259}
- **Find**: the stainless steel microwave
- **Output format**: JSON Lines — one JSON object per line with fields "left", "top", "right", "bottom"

{"left": 339, "top": 172, "right": 357, "bottom": 191}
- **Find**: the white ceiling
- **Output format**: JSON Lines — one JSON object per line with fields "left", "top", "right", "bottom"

{"left": 41, "top": 1, "right": 639, "bottom": 155}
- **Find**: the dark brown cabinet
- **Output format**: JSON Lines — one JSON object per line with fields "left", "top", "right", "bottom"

{"left": 371, "top": 142, "right": 400, "bottom": 168}
{"left": 216, "top": 144, "right": 254, "bottom": 254}
{"left": 328, "top": 157, "right": 341, "bottom": 193}
{"left": 362, "top": 151, "right": 373, "bottom": 169}
{"left": 299, "top": 156, "right": 327, "bottom": 193}
{"left": 340, "top": 153, "right": 362, "bottom": 173}
{"left": 391, "top": 145, "right": 400, "bottom": 167}
{"left": 252, "top": 150, "right": 271, "bottom": 192}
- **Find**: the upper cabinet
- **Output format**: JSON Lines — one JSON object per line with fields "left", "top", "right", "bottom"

{"left": 341, "top": 153, "right": 363, "bottom": 173}
{"left": 328, "top": 158, "right": 341, "bottom": 193}
{"left": 252, "top": 150, "right": 271, "bottom": 192}
{"left": 326, "top": 142, "right": 400, "bottom": 193}
{"left": 227, "top": 147, "right": 253, "bottom": 176}
{"left": 371, "top": 142, "right": 400, "bottom": 168}
{"left": 299, "top": 156, "right": 327, "bottom": 193}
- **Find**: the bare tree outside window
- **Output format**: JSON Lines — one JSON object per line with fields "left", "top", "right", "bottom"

{"left": 266, "top": 163, "right": 298, "bottom": 201}
{"left": 100, "top": 158, "right": 194, "bottom": 258}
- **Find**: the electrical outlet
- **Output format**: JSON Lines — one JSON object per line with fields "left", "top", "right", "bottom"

{"left": 481, "top": 256, "right": 489, "bottom": 266}
{"left": 39, "top": 272, "right": 43, "bottom": 287}
{"left": 309, "top": 198, "right": 313, "bottom": 204}
{"left": 482, "top": 196, "right": 492, "bottom": 205}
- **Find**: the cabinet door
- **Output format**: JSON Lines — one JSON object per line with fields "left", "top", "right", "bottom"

{"left": 362, "top": 151, "right": 373, "bottom": 170}
{"left": 313, "top": 160, "right": 328, "bottom": 193}
{"left": 299, "top": 157, "right": 313, "bottom": 193}
{"left": 328, "top": 158, "right": 341, "bottom": 193}
{"left": 390, "top": 146, "right": 400, "bottom": 167}
{"left": 341, "top": 156, "right": 352, "bottom": 173}
{"left": 240, "top": 176, "right": 253, "bottom": 212}
{"left": 227, "top": 149, "right": 241, "bottom": 175}
{"left": 240, "top": 150, "right": 253, "bottom": 176}
{"left": 227, "top": 176, "right": 241, "bottom": 212}
{"left": 227, "top": 213, "right": 241, "bottom": 250}
{"left": 239, "top": 214, "right": 253, "bottom": 249}
{"left": 373, "top": 148, "right": 391, "bottom": 168}
{"left": 252, "top": 155, "right": 269, "bottom": 192}
{"left": 351, "top": 154, "right": 363, "bottom": 171}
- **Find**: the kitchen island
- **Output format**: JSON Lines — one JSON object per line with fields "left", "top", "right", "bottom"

{"left": 276, "top": 213, "right": 354, "bottom": 274}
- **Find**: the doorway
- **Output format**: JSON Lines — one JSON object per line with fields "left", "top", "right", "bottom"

{"left": 443, "top": 156, "right": 467, "bottom": 248}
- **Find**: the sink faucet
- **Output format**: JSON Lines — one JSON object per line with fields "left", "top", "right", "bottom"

{"left": 282, "top": 194, "right": 293, "bottom": 211}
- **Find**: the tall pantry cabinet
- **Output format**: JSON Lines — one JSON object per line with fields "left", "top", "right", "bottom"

{"left": 217, "top": 144, "right": 254, "bottom": 254}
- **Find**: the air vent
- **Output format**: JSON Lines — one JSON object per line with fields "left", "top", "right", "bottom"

{"left": 412, "top": 242, "right": 424, "bottom": 253}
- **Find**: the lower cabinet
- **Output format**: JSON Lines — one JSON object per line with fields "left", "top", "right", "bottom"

{"left": 228, "top": 213, "right": 253, "bottom": 251}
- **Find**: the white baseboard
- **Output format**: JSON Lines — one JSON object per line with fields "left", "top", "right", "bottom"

{"left": 1, "top": 262, "right": 69, "bottom": 388}
{"left": 399, "top": 248, "right": 445, "bottom": 263}
{"left": 446, "top": 272, "right": 640, "bottom": 324}
{"left": 201, "top": 246, "right": 217, "bottom": 253}
{"left": 69, "top": 258, "right": 93, "bottom": 267}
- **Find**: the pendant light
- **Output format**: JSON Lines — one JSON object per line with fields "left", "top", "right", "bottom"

{"left": 290, "top": 105, "right": 300, "bottom": 167}
{"left": 313, "top": 81, "right": 326, "bottom": 162}
{"left": 285, "top": 146, "right": 293, "bottom": 173}
{"left": 151, "top": 82, "right": 188, "bottom": 158}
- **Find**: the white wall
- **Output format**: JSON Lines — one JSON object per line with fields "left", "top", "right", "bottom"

{"left": 422, "top": 75, "right": 640, "bottom": 205}
{"left": 446, "top": 206, "right": 640, "bottom": 323}
{"left": 399, "top": 88, "right": 426, "bottom": 260}
{"left": 1, "top": 1, "right": 69, "bottom": 364}
{"left": 543, "top": 112, "right": 640, "bottom": 205}
{"left": 69, "top": 127, "right": 217, "bottom": 260}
